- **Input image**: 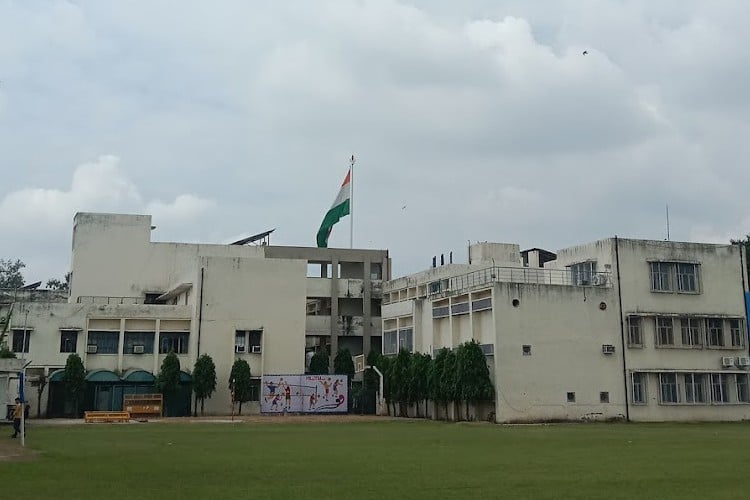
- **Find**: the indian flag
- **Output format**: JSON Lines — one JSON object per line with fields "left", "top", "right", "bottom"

{"left": 316, "top": 169, "right": 351, "bottom": 248}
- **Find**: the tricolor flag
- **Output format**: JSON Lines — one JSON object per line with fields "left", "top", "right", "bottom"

{"left": 316, "top": 169, "right": 351, "bottom": 248}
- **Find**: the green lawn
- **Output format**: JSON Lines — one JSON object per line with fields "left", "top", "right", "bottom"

{"left": 3, "top": 420, "right": 750, "bottom": 499}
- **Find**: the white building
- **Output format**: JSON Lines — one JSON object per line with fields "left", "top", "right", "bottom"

{"left": 382, "top": 239, "right": 750, "bottom": 422}
{"left": 1, "top": 212, "right": 389, "bottom": 416}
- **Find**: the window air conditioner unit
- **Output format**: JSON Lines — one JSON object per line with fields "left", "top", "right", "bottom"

{"left": 235, "top": 345, "right": 245, "bottom": 353}
{"left": 737, "top": 357, "right": 750, "bottom": 368}
{"left": 133, "top": 345, "right": 145, "bottom": 354}
{"left": 722, "top": 356, "right": 736, "bottom": 368}
{"left": 86, "top": 345, "right": 98, "bottom": 354}
{"left": 592, "top": 275, "right": 607, "bottom": 286}
{"left": 251, "top": 345, "right": 262, "bottom": 354}
{"left": 602, "top": 344, "right": 616, "bottom": 355}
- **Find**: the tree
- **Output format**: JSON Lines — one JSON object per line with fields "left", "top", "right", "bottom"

{"left": 157, "top": 351, "right": 181, "bottom": 398}
{"left": 46, "top": 272, "right": 71, "bottom": 292}
{"left": 429, "top": 348, "right": 449, "bottom": 420}
{"left": 408, "top": 352, "right": 431, "bottom": 418}
{"left": 35, "top": 374, "right": 48, "bottom": 418}
{"left": 62, "top": 354, "right": 85, "bottom": 417}
{"left": 363, "top": 350, "right": 381, "bottom": 414}
{"left": 732, "top": 235, "right": 750, "bottom": 279}
{"left": 308, "top": 352, "right": 329, "bottom": 375}
{"left": 440, "top": 349, "right": 458, "bottom": 421}
{"left": 229, "top": 359, "right": 253, "bottom": 415}
{"left": 192, "top": 354, "right": 217, "bottom": 416}
{"left": 0, "top": 259, "right": 25, "bottom": 289}
{"left": 391, "top": 350, "right": 412, "bottom": 417}
{"left": 333, "top": 348, "right": 355, "bottom": 381}
{"left": 457, "top": 340, "right": 494, "bottom": 421}
{"left": 0, "top": 346, "right": 16, "bottom": 358}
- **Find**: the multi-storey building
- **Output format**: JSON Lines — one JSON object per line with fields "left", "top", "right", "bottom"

{"left": 0, "top": 212, "right": 389, "bottom": 416}
{"left": 382, "top": 239, "right": 750, "bottom": 422}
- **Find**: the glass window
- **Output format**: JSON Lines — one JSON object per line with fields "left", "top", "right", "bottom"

{"left": 60, "top": 330, "right": 78, "bottom": 353}
{"left": 383, "top": 330, "right": 398, "bottom": 355}
{"left": 730, "top": 319, "right": 745, "bottom": 347}
{"left": 627, "top": 316, "right": 643, "bottom": 346}
{"left": 659, "top": 373, "right": 678, "bottom": 403}
{"left": 650, "top": 262, "right": 672, "bottom": 291}
{"left": 234, "top": 331, "right": 246, "bottom": 352}
{"left": 656, "top": 317, "right": 674, "bottom": 346}
{"left": 684, "top": 373, "right": 706, "bottom": 404}
{"left": 736, "top": 374, "right": 750, "bottom": 403}
{"left": 159, "top": 332, "right": 189, "bottom": 354}
{"left": 87, "top": 331, "right": 119, "bottom": 354}
{"left": 632, "top": 372, "right": 646, "bottom": 404}
{"left": 11, "top": 329, "right": 30, "bottom": 353}
{"left": 711, "top": 373, "right": 729, "bottom": 403}
{"left": 248, "top": 330, "right": 262, "bottom": 351}
{"left": 706, "top": 319, "right": 724, "bottom": 347}
{"left": 124, "top": 332, "right": 154, "bottom": 354}
{"left": 680, "top": 317, "right": 702, "bottom": 347}
{"left": 398, "top": 328, "right": 413, "bottom": 353}
{"left": 676, "top": 263, "right": 698, "bottom": 292}
{"left": 569, "top": 261, "right": 596, "bottom": 285}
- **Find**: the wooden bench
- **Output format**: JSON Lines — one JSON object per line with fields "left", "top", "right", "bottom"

{"left": 84, "top": 411, "right": 131, "bottom": 423}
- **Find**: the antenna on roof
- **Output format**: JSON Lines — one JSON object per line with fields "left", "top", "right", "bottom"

{"left": 665, "top": 204, "right": 670, "bottom": 241}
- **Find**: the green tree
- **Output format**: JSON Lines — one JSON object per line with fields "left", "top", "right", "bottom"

{"left": 62, "top": 353, "right": 85, "bottom": 417}
{"left": 429, "top": 348, "right": 449, "bottom": 420}
{"left": 391, "top": 350, "right": 412, "bottom": 417}
{"left": 46, "top": 273, "right": 71, "bottom": 292}
{"left": 192, "top": 354, "right": 217, "bottom": 416}
{"left": 457, "top": 340, "right": 494, "bottom": 421}
{"left": 0, "top": 259, "right": 25, "bottom": 289}
{"left": 732, "top": 235, "right": 750, "bottom": 279}
{"left": 333, "top": 348, "right": 355, "bottom": 381}
{"left": 0, "top": 346, "right": 16, "bottom": 358}
{"left": 308, "top": 352, "right": 329, "bottom": 375}
{"left": 35, "top": 374, "right": 48, "bottom": 418}
{"left": 229, "top": 359, "right": 253, "bottom": 415}
{"left": 440, "top": 349, "right": 458, "bottom": 421}
{"left": 363, "top": 350, "right": 381, "bottom": 414}
{"left": 408, "top": 352, "right": 431, "bottom": 418}
{"left": 157, "top": 351, "right": 181, "bottom": 399}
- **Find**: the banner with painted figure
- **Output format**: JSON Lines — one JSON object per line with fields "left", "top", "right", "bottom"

{"left": 260, "top": 375, "right": 348, "bottom": 414}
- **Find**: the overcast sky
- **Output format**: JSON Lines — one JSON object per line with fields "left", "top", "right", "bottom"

{"left": 1, "top": 0, "right": 749, "bottom": 283}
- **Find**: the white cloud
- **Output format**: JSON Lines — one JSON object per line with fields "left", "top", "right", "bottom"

{"left": 146, "top": 194, "right": 215, "bottom": 223}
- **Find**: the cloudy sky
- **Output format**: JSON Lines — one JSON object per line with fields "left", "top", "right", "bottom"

{"left": 1, "top": 0, "right": 749, "bottom": 283}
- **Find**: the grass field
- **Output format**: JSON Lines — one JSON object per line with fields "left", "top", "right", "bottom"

{"left": 2, "top": 419, "right": 750, "bottom": 499}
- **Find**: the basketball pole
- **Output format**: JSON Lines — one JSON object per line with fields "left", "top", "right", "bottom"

{"left": 366, "top": 365, "right": 385, "bottom": 416}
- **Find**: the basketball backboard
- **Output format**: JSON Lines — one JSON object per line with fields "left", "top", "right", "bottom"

{"left": 354, "top": 354, "right": 366, "bottom": 373}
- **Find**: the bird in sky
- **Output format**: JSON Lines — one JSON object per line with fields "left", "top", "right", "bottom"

{"left": 582, "top": 50, "right": 589, "bottom": 55}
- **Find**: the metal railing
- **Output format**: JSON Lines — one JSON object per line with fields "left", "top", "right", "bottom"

{"left": 444, "top": 267, "right": 611, "bottom": 294}
{"left": 76, "top": 296, "right": 144, "bottom": 305}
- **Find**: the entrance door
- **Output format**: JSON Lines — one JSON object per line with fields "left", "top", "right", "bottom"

{"left": 95, "top": 386, "right": 112, "bottom": 411}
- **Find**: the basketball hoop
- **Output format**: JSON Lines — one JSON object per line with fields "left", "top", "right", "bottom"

{"left": 354, "top": 354, "right": 366, "bottom": 373}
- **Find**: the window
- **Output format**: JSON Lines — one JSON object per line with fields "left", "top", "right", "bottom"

{"left": 398, "top": 328, "right": 413, "bottom": 352}
{"left": 159, "top": 332, "right": 189, "bottom": 354}
{"left": 676, "top": 263, "right": 698, "bottom": 292}
{"left": 711, "top": 373, "right": 729, "bottom": 403}
{"left": 432, "top": 305, "right": 449, "bottom": 318}
{"left": 737, "top": 374, "right": 750, "bottom": 403}
{"left": 684, "top": 373, "right": 706, "bottom": 404}
{"left": 600, "top": 392, "right": 610, "bottom": 403}
{"left": 569, "top": 261, "right": 596, "bottom": 285}
{"left": 632, "top": 372, "right": 646, "bottom": 404}
{"left": 472, "top": 297, "right": 492, "bottom": 312}
{"left": 249, "top": 379, "right": 261, "bottom": 401}
{"left": 383, "top": 330, "right": 398, "bottom": 355}
{"left": 680, "top": 317, "right": 702, "bottom": 348}
{"left": 706, "top": 319, "right": 724, "bottom": 347}
{"left": 730, "top": 319, "right": 745, "bottom": 347}
{"left": 123, "top": 332, "right": 154, "bottom": 354}
{"left": 566, "top": 392, "right": 576, "bottom": 403}
{"left": 650, "top": 262, "right": 672, "bottom": 291}
{"left": 451, "top": 302, "right": 470, "bottom": 315}
{"left": 659, "top": 373, "right": 678, "bottom": 403}
{"left": 11, "top": 329, "right": 30, "bottom": 353}
{"left": 234, "top": 331, "right": 246, "bottom": 353}
{"left": 627, "top": 316, "right": 643, "bottom": 346}
{"left": 650, "top": 262, "right": 701, "bottom": 294}
{"left": 87, "top": 331, "right": 119, "bottom": 354}
{"left": 655, "top": 317, "right": 674, "bottom": 346}
{"left": 248, "top": 330, "right": 263, "bottom": 352}
{"left": 522, "top": 345, "right": 532, "bottom": 356}
{"left": 60, "top": 330, "right": 78, "bottom": 353}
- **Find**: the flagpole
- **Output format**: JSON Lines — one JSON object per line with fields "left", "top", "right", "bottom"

{"left": 349, "top": 155, "right": 355, "bottom": 249}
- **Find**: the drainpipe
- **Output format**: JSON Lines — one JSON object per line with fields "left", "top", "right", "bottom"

{"left": 194, "top": 267, "right": 205, "bottom": 417}
{"left": 737, "top": 243, "right": 748, "bottom": 353}
{"left": 614, "top": 237, "right": 630, "bottom": 422}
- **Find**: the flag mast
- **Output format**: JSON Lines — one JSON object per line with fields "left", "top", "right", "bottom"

{"left": 349, "top": 154, "right": 355, "bottom": 249}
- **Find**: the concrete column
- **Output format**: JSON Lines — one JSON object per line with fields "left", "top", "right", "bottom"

{"left": 363, "top": 257, "right": 372, "bottom": 356}
{"left": 117, "top": 318, "right": 126, "bottom": 373}
{"left": 330, "top": 257, "right": 339, "bottom": 372}
{"left": 154, "top": 319, "right": 161, "bottom": 375}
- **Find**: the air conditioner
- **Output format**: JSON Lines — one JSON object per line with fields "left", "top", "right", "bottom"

{"left": 251, "top": 345, "right": 262, "bottom": 354}
{"left": 234, "top": 345, "right": 245, "bottom": 353}
{"left": 133, "top": 345, "right": 145, "bottom": 354}
{"left": 592, "top": 275, "right": 608, "bottom": 286}
{"left": 737, "top": 357, "right": 750, "bottom": 368}
{"left": 722, "top": 356, "right": 736, "bottom": 367}
{"left": 602, "top": 344, "right": 616, "bottom": 355}
{"left": 480, "top": 343, "right": 494, "bottom": 356}
{"left": 86, "top": 345, "right": 98, "bottom": 354}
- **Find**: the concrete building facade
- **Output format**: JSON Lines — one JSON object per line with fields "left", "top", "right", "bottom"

{"left": 382, "top": 238, "right": 750, "bottom": 423}
{"left": 1, "top": 212, "right": 389, "bottom": 416}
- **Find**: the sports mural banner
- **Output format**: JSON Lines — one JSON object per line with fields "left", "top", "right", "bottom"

{"left": 260, "top": 375, "right": 348, "bottom": 414}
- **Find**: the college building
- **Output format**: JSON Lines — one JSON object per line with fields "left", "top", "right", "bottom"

{"left": 382, "top": 238, "right": 750, "bottom": 422}
{"left": 1, "top": 212, "right": 389, "bottom": 416}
